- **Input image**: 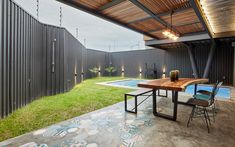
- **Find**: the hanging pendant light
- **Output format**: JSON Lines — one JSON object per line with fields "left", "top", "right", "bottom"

{"left": 162, "top": 10, "right": 179, "bottom": 40}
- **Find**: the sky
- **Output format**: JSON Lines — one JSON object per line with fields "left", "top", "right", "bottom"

{"left": 13, "top": 0, "right": 147, "bottom": 52}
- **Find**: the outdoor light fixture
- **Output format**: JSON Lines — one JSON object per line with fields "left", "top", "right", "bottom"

{"left": 162, "top": 30, "right": 179, "bottom": 40}
{"left": 162, "top": 11, "right": 179, "bottom": 40}
{"left": 121, "top": 66, "right": 124, "bottom": 72}
{"left": 98, "top": 67, "right": 101, "bottom": 77}
{"left": 121, "top": 66, "right": 125, "bottom": 77}
{"left": 98, "top": 67, "right": 101, "bottom": 73}
{"left": 139, "top": 68, "right": 142, "bottom": 79}
{"left": 162, "top": 66, "right": 166, "bottom": 78}
{"left": 199, "top": 0, "right": 215, "bottom": 33}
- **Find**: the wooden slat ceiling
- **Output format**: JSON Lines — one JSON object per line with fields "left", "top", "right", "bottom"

{"left": 102, "top": 1, "right": 149, "bottom": 22}
{"left": 128, "top": 18, "right": 165, "bottom": 32}
{"left": 199, "top": 0, "right": 235, "bottom": 38}
{"left": 175, "top": 22, "right": 204, "bottom": 34}
{"left": 139, "top": 0, "right": 190, "bottom": 14}
{"left": 71, "top": 0, "right": 112, "bottom": 10}
{"left": 59, "top": 0, "right": 208, "bottom": 40}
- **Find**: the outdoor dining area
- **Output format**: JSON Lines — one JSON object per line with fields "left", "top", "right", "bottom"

{"left": 126, "top": 74, "right": 221, "bottom": 133}
{"left": 1, "top": 78, "right": 235, "bottom": 146}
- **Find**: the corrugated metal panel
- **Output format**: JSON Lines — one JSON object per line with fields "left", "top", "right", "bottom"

{"left": 86, "top": 49, "right": 108, "bottom": 78}
{"left": 111, "top": 49, "right": 165, "bottom": 78}
{"left": 111, "top": 44, "right": 234, "bottom": 85}
{"left": 0, "top": 0, "right": 99, "bottom": 118}
{"left": 209, "top": 42, "right": 234, "bottom": 85}
{"left": 0, "top": 0, "right": 2, "bottom": 118}
{"left": 165, "top": 47, "right": 193, "bottom": 78}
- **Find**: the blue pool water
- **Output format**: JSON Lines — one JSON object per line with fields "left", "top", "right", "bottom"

{"left": 108, "top": 79, "right": 146, "bottom": 88}
{"left": 185, "top": 85, "right": 230, "bottom": 99}
{"left": 108, "top": 79, "right": 231, "bottom": 99}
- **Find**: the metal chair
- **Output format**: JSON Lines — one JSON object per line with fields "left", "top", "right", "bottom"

{"left": 195, "top": 81, "right": 223, "bottom": 122}
{"left": 187, "top": 81, "right": 223, "bottom": 133}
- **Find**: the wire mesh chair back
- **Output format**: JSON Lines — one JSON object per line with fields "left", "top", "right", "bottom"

{"left": 209, "top": 81, "right": 223, "bottom": 105}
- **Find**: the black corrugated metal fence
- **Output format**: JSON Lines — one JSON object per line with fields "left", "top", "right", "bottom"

{"left": 0, "top": 0, "right": 108, "bottom": 118}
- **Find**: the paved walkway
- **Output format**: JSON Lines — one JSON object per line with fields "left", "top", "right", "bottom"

{"left": 1, "top": 92, "right": 235, "bottom": 147}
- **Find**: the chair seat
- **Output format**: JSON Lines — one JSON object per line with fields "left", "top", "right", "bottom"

{"left": 197, "top": 90, "right": 212, "bottom": 95}
{"left": 187, "top": 98, "right": 209, "bottom": 107}
{"left": 193, "top": 93, "right": 210, "bottom": 100}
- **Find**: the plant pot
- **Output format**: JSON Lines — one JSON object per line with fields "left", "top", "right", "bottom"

{"left": 170, "top": 70, "right": 179, "bottom": 82}
{"left": 175, "top": 70, "right": 179, "bottom": 81}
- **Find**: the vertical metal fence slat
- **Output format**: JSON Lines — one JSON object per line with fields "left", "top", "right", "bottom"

{"left": 3, "top": 0, "right": 7, "bottom": 117}
{"left": 0, "top": 0, "right": 3, "bottom": 118}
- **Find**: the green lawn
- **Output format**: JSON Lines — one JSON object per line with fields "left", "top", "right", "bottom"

{"left": 0, "top": 77, "right": 132, "bottom": 141}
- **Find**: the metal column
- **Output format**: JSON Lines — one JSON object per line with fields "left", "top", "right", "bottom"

{"left": 186, "top": 44, "right": 199, "bottom": 78}
{"left": 203, "top": 40, "right": 216, "bottom": 78}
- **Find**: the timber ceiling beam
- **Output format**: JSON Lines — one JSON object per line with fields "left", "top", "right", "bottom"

{"left": 129, "top": 0, "right": 180, "bottom": 35}
{"left": 127, "top": 7, "right": 192, "bottom": 24}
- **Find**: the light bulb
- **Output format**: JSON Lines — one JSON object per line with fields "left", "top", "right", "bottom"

{"left": 173, "top": 36, "right": 178, "bottom": 40}
{"left": 163, "top": 30, "right": 170, "bottom": 36}
{"left": 168, "top": 33, "right": 174, "bottom": 38}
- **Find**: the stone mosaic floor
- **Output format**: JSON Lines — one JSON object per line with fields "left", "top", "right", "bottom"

{"left": 1, "top": 91, "right": 235, "bottom": 147}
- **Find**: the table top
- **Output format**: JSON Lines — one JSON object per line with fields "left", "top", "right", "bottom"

{"left": 138, "top": 78, "right": 209, "bottom": 91}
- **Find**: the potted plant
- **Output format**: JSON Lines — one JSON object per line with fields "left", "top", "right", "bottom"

{"left": 89, "top": 67, "right": 99, "bottom": 77}
{"left": 105, "top": 66, "right": 117, "bottom": 76}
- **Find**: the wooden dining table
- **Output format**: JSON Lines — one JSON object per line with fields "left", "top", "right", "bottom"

{"left": 138, "top": 78, "right": 209, "bottom": 121}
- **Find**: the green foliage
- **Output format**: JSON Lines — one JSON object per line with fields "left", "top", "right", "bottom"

{"left": 105, "top": 66, "right": 117, "bottom": 76}
{"left": 89, "top": 67, "right": 99, "bottom": 74}
{"left": 89, "top": 67, "right": 99, "bottom": 77}
{"left": 0, "top": 77, "right": 131, "bottom": 141}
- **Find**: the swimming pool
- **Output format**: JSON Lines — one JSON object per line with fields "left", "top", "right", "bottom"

{"left": 108, "top": 79, "right": 147, "bottom": 88}
{"left": 105, "top": 79, "right": 231, "bottom": 99}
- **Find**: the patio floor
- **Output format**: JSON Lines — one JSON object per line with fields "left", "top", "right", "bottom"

{"left": 1, "top": 90, "right": 235, "bottom": 147}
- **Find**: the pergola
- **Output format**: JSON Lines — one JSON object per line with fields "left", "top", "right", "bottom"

{"left": 56, "top": 0, "right": 235, "bottom": 42}
{"left": 56, "top": 0, "right": 235, "bottom": 78}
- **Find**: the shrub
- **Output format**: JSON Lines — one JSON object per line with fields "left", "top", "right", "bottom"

{"left": 105, "top": 66, "right": 117, "bottom": 76}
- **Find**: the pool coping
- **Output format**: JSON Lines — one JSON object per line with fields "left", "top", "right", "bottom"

{"left": 96, "top": 78, "right": 151, "bottom": 90}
